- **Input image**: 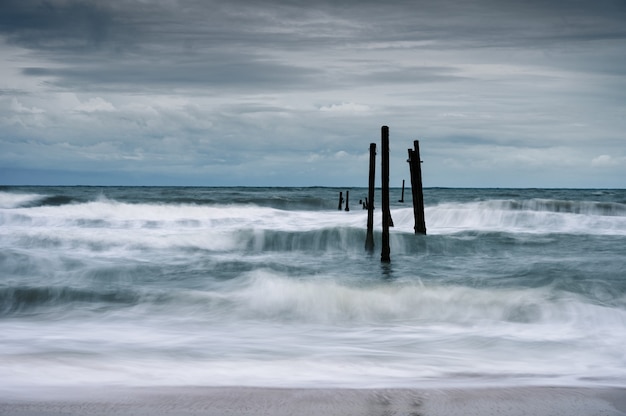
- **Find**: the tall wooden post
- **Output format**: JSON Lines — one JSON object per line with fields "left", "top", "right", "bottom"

{"left": 344, "top": 190, "right": 350, "bottom": 212}
{"left": 365, "top": 143, "right": 376, "bottom": 252}
{"left": 338, "top": 191, "right": 343, "bottom": 211}
{"left": 399, "top": 179, "right": 405, "bottom": 203}
{"left": 408, "top": 140, "right": 426, "bottom": 234}
{"left": 381, "top": 126, "right": 391, "bottom": 263}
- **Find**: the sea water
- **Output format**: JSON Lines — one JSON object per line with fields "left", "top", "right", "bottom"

{"left": 1, "top": 186, "right": 625, "bottom": 390}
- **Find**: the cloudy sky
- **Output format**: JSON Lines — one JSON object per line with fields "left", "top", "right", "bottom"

{"left": 1, "top": 0, "right": 625, "bottom": 187}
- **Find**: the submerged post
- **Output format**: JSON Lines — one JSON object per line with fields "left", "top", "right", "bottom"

{"left": 338, "top": 191, "right": 343, "bottom": 211}
{"left": 345, "top": 190, "right": 350, "bottom": 212}
{"left": 365, "top": 143, "right": 376, "bottom": 252}
{"left": 399, "top": 179, "right": 405, "bottom": 203}
{"left": 381, "top": 126, "right": 391, "bottom": 263}
{"left": 408, "top": 140, "right": 426, "bottom": 234}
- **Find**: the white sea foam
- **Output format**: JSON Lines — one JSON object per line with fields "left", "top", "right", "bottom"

{"left": 2, "top": 189, "right": 626, "bottom": 390}
{"left": 3, "top": 271, "right": 626, "bottom": 389}
{"left": 2, "top": 197, "right": 625, "bottom": 236}
{"left": 413, "top": 201, "right": 626, "bottom": 235}
{"left": 2, "top": 199, "right": 626, "bottom": 269}
{"left": 0, "top": 191, "right": 46, "bottom": 208}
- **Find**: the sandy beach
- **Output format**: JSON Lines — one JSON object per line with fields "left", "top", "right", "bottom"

{"left": 1, "top": 386, "right": 625, "bottom": 416}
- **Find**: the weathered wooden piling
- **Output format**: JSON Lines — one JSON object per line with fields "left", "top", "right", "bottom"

{"left": 407, "top": 140, "right": 426, "bottom": 234}
{"left": 381, "top": 126, "right": 391, "bottom": 263}
{"left": 345, "top": 190, "right": 350, "bottom": 212}
{"left": 365, "top": 143, "right": 376, "bottom": 252}
{"left": 338, "top": 191, "right": 343, "bottom": 211}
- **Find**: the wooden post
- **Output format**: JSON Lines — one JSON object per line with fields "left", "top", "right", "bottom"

{"left": 365, "top": 143, "right": 376, "bottom": 252}
{"left": 345, "top": 190, "right": 350, "bottom": 212}
{"left": 398, "top": 179, "right": 405, "bottom": 203}
{"left": 338, "top": 191, "right": 343, "bottom": 211}
{"left": 407, "top": 140, "right": 426, "bottom": 234}
{"left": 381, "top": 126, "right": 391, "bottom": 263}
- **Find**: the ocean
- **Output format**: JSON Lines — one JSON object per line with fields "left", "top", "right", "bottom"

{"left": 1, "top": 186, "right": 625, "bottom": 391}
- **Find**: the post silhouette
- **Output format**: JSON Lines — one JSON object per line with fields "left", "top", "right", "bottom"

{"left": 407, "top": 140, "right": 426, "bottom": 234}
{"left": 365, "top": 143, "right": 376, "bottom": 252}
{"left": 344, "top": 190, "right": 350, "bottom": 212}
{"left": 398, "top": 179, "right": 405, "bottom": 203}
{"left": 338, "top": 191, "right": 343, "bottom": 211}
{"left": 381, "top": 126, "right": 391, "bottom": 263}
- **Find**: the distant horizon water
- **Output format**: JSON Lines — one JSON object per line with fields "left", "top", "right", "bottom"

{"left": 3, "top": 184, "right": 625, "bottom": 189}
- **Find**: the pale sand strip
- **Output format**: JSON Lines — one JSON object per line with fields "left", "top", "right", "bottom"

{"left": 1, "top": 386, "right": 625, "bottom": 415}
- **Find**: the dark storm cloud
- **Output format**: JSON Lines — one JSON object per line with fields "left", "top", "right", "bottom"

{"left": 0, "top": 88, "right": 30, "bottom": 96}
{"left": 1, "top": 0, "right": 347, "bottom": 91}
{"left": 21, "top": 58, "right": 322, "bottom": 91}
{"left": 360, "top": 67, "right": 468, "bottom": 85}
{"left": 21, "top": 63, "right": 466, "bottom": 92}
{"left": 0, "top": 0, "right": 117, "bottom": 50}
{"left": 4, "top": 0, "right": 626, "bottom": 50}
{"left": 3, "top": 0, "right": 626, "bottom": 92}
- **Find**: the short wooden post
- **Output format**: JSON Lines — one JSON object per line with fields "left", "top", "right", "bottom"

{"left": 407, "top": 140, "right": 426, "bottom": 234}
{"left": 381, "top": 126, "right": 391, "bottom": 263}
{"left": 344, "top": 190, "right": 350, "bottom": 212}
{"left": 399, "top": 179, "right": 405, "bottom": 203}
{"left": 338, "top": 191, "right": 343, "bottom": 211}
{"left": 365, "top": 143, "right": 376, "bottom": 252}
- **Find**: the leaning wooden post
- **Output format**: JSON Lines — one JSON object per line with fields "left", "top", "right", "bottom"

{"left": 398, "top": 179, "right": 405, "bottom": 203}
{"left": 338, "top": 191, "right": 343, "bottom": 211}
{"left": 408, "top": 140, "right": 426, "bottom": 234}
{"left": 345, "top": 190, "right": 350, "bottom": 212}
{"left": 365, "top": 143, "right": 376, "bottom": 252}
{"left": 381, "top": 126, "right": 391, "bottom": 263}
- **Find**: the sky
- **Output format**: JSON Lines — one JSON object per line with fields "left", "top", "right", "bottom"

{"left": 1, "top": 0, "right": 625, "bottom": 187}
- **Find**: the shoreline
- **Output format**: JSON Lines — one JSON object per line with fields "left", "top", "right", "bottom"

{"left": 1, "top": 386, "right": 625, "bottom": 416}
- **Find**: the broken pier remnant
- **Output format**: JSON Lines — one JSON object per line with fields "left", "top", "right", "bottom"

{"left": 381, "top": 126, "right": 391, "bottom": 263}
{"left": 407, "top": 140, "right": 427, "bottom": 234}
{"left": 365, "top": 142, "right": 376, "bottom": 252}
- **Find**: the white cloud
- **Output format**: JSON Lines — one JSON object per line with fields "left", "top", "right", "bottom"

{"left": 591, "top": 154, "right": 619, "bottom": 167}
{"left": 74, "top": 97, "right": 116, "bottom": 113}
{"left": 10, "top": 98, "right": 45, "bottom": 114}
{"left": 306, "top": 153, "right": 321, "bottom": 162}
{"left": 319, "top": 102, "right": 371, "bottom": 113}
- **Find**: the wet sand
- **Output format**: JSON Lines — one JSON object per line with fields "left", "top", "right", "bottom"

{"left": 1, "top": 386, "right": 626, "bottom": 416}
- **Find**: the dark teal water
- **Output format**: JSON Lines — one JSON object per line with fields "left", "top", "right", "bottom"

{"left": 1, "top": 186, "right": 625, "bottom": 389}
